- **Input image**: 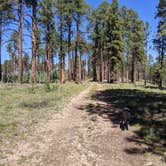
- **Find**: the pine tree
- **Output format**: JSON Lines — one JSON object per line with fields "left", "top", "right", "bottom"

{"left": 73, "top": 0, "right": 88, "bottom": 83}
{"left": 17, "top": 0, "right": 23, "bottom": 83}
{"left": 25, "top": 0, "right": 38, "bottom": 83}
{"left": 88, "top": 1, "right": 109, "bottom": 82}
{"left": 144, "top": 22, "right": 150, "bottom": 86}
{"left": 39, "top": 0, "right": 57, "bottom": 83}
{"left": 120, "top": 6, "right": 130, "bottom": 82}
{"left": 154, "top": 0, "right": 166, "bottom": 88}
{"left": 126, "top": 10, "right": 145, "bottom": 83}
{"left": 106, "top": 0, "right": 124, "bottom": 82}
{"left": 64, "top": 0, "right": 74, "bottom": 81}
{"left": 0, "top": 0, "right": 13, "bottom": 81}
{"left": 56, "top": 0, "right": 66, "bottom": 84}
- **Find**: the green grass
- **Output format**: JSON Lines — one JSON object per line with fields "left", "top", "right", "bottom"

{"left": 0, "top": 82, "right": 87, "bottom": 143}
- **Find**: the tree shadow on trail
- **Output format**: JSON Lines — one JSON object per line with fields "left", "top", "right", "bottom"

{"left": 80, "top": 88, "right": 166, "bottom": 158}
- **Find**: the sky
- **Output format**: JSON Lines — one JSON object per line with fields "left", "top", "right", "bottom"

{"left": 2, "top": 0, "right": 159, "bottom": 63}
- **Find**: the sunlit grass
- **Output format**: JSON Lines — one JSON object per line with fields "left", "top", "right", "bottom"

{"left": 0, "top": 82, "right": 87, "bottom": 142}
{"left": 103, "top": 82, "right": 166, "bottom": 94}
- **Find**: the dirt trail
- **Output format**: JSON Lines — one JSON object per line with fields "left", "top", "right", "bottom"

{"left": 1, "top": 83, "right": 165, "bottom": 166}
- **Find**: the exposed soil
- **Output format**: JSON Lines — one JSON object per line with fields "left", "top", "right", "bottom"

{"left": 0, "top": 83, "right": 165, "bottom": 166}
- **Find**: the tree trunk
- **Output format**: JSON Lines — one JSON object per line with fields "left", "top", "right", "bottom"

{"left": 67, "top": 21, "right": 72, "bottom": 81}
{"left": 88, "top": 55, "right": 91, "bottom": 78}
{"left": 104, "top": 60, "right": 106, "bottom": 80}
{"left": 144, "top": 58, "right": 147, "bottom": 86}
{"left": 71, "top": 49, "right": 74, "bottom": 80}
{"left": 13, "top": 53, "right": 16, "bottom": 76}
{"left": 81, "top": 60, "right": 84, "bottom": 80}
{"left": 46, "top": 25, "right": 52, "bottom": 83}
{"left": 31, "top": 1, "right": 37, "bottom": 83}
{"left": 96, "top": 58, "right": 100, "bottom": 81}
{"left": 18, "top": 0, "right": 23, "bottom": 83}
{"left": 159, "top": 39, "right": 164, "bottom": 89}
{"left": 126, "top": 56, "right": 129, "bottom": 83}
{"left": 99, "top": 48, "right": 103, "bottom": 82}
{"left": 92, "top": 52, "right": 97, "bottom": 81}
{"left": 0, "top": 14, "right": 2, "bottom": 81}
{"left": 110, "top": 59, "right": 114, "bottom": 83}
{"left": 74, "top": 19, "right": 79, "bottom": 83}
{"left": 131, "top": 54, "right": 136, "bottom": 83}
{"left": 126, "top": 67, "right": 129, "bottom": 83}
{"left": 59, "top": 20, "right": 65, "bottom": 84}
{"left": 46, "top": 45, "right": 52, "bottom": 83}
{"left": 79, "top": 55, "right": 81, "bottom": 81}
{"left": 107, "top": 58, "right": 110, "bottom": 83}
{"left": 121, "top": 58, "right": 125, "bottom": 83}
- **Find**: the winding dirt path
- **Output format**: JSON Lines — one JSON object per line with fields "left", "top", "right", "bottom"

{"left": 1, "top": 83, "right": 165, "bottom": 166}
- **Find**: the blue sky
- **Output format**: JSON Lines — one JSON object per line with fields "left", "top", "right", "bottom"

{"left": 2, "top": 0, "right": 159, "bottom": 63}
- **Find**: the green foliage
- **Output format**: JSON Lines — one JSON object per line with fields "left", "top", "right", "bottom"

{"left": 39, "top": 0, "right": 58, "bottom": 51}
{"left": 153, "top": 0, "right": 166, "bottom": 88}
{"left": 23, "top": 73, "right": 30, "bottom": 83}
{"left": 0, "top": 0, "right": 14, "bottom": 22}
{"left": 44, "top": 81, "right": 51, "bottom": 93}
{"left": 145, "top": 127, "right": 156, "bottom": 140}
{"left": 44, "top": 81, "right": 59, "bottom": 93}
{"left": 51, "top": 66, "right": 59, "bottom": 81}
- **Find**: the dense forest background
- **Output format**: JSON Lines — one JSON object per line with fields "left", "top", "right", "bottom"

{"left": 0, "top": 0, "right": 165, "bottom": 88}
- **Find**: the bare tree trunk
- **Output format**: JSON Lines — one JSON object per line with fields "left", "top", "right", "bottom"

{"left": 104, "top": 60, "right": 106, "bottom": 80}
{"left": 107, "top": 58, "right": 110, "bottom": 83}
{"left": 13, "top": 53, "right": 16, "bottom": 76}
{"left": 74, "top": 19, "right": 79, "bottom": 83}
{"left": 121, "top": 59, "right": 125, "bottom": 83}
{"left": 71, "top": 49, "right": 74, "bottom": 80}
{"left": 144, "top": 59, "right": 147, "bottom": 86}
{"left": 79, "top": 55, "right": 81, "bottom": 81}
{"left": 126, "top": 67, "right": 129, "bottom": 83}
{"left": 99, "top": 48, "right": 103, "bottom": 82}
{"left": 81, "top": 60, "right": 84, "bottom": 80}
{"left": 0, "top": 14, "right": 2, "bottom": 81}
{"left": 131, "top": 54, "right": 136, "bottom": 83}
{"left": 92, "top": 52, "right": 97, "bottom": 81}
{"left": 159, "top": 41, "right": 164, "bottom": 89}
{"left": 88, "top": 55, "right": 91, "bottom": 78}
{"left": 46, "top": 25, "right": 52, "bottom": 83}
{"left": 46, "top": 53, "right": 51, "bottom": 83}
{"left": 18, "top": 0, "right": 23, "bottom": 83}
{"left": 67, "top": 21, "right": 72, "bottom": 81}
{"left": 46, "top": 45, "right": 52, "bottom": 83}
{"left": 96, "top": 58, "right": 100, "bottom": 81}
{"left": 31, "top": 1, "right": 37, "bottom": 83}
{"left": 59, "top": 20, "right": 65, "bottom": 84}
{"left": 126, "top": 56, "right": 129, "bottom": 82}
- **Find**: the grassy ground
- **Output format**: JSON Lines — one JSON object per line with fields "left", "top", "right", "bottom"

{"left": 0, "top": 81, "right": 166, "bottom": 163}
{"left": 0, "top": 82, "right": 87, "bottom": 151}
{"left": 89, "top": 82, "right": 166, "bottom": 159}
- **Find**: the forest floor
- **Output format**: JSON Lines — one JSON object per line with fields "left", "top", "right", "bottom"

{"left": 0, "top": 82, "right": 166, "bottom": 166}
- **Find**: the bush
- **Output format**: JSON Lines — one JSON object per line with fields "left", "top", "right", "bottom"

{"left": 44, "top": 82, "right": 51, "bottom": 93}
{"left": 44, "top": 82, "right": 59, "bottom": 93}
